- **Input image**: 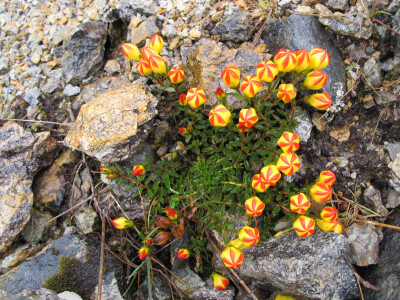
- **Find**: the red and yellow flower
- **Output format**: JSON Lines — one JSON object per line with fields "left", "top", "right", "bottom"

{"left": 146, "top": 238, "right": 153, "bottom": 245}
{"left": 148, "top": 55, "right": 167, "bottom": 74}
{"left": 239, "top": 108, "right": 258, "bottom": 128}
{"left": 260, "top": 165, "right": 281, "bottom": 186}
{"left": 293, "top": 216, "right": 315, "bottom": 238}
{"left": 141, "top": 46, "right": 158, "bottom": 62}
{"left": 209, "top": 104, "right": 231, "bottom": 127}
{"left": 165, "top": 206, "right": 178, "bottom": 220}
{"left": 320, "top": 206, "right": 338, "bottom": 223}
{"left": 215, "top": 87, "right": 226, "bottom": 101}
{"left": 241, "top": 75, "right": 263, "bottom": 98}
{"left": 317, "top": 170, "right": 336, "bottom": 186}
{"left": 290, "top": 193, "right": 311, "bottom": 214}
{"left": 177, "top": 248, "right": 190, "bottom": 260}
{"left": 212, "top": 273, "right": 229, "bottom": 290}
{"left": 294, "top": 49, "right": 311, "bottom": 73}
{"left": 221, "top": 246, "right": 244, "bottom": 269}
{"left": 309, "top": 182, "right": 332, "bottom": 203}
{"left": 304, "top": 93, "right": 332, "bottom": 110}
{"left": 168, "top": 66, "right": 184, "bottom": 84}
{"left": 316, "top": 218, "right": 336, "bottom": 232}
{"left": 136, "top": 59, "right": 152, "bottom": 75}
{"left": 112, "top": 217, "right": 134, "bottom": 229}
{"left": 187, "top": 87, "right": 206, "bottom": 108}
{"left": 245, "top": 196, "right": 265, "bottom": 217}
{"left": 221, "top": 66, "right": 241, "bottom": 88}
{"left": 149, "top": 33, "right": 164, "bottom": 54}
{"left": 277, "top": 132, "right": 300, "bottom": 153}
{"left": 132, "top": 165, "right": 145, "bottom": 177}
{"left": 309, "top": 47, "right": 330, "bottom": 70}
{"left": 179, "top": 127, "right": 187, "bottom": 135}
{"left": 256, "top": 60, "right": 279, "bottom": 82}
{"left": 252, "top": 173, "right": 269, "bottom": 192}
{"left": 121, "top": 43, "right": 141, "bottom": 61}
{"left": 238, "top": 226, "right": 260, "bottom": 247}
{"left": 274, "top": 49, "right": 297, "bottom": 73}
{"left": 178, "top": 94, "right": 187, "bottom": 106}
{"left": 302, "top": 70, "right": 328, "bottom": 90}
{"left": 138, "top": 246, "right": 149, "bottom": 260}
{"left": 276, "top": 153, "right": 300, "bottom": 176}
{"left": 277, "top": 83, "right": 297, "bottom": 103}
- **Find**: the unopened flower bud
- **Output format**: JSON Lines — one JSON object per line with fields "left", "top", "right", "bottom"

{"left": 136, "top": 59, "right": 153, "bottom": 76}
{"left": 277, "top": 83, "right": 296, "bottom": 103}
{"left": 166, "top": 206, "right": 178, "bottom": 220}
{"left": 290, "top": 193, "right": 311, "bottom": 214}
{"left": 245, "top": 196, "right": 265, "bottom": 217}
{"left": 132, "top": 165, "right": 145, "bottom": 177}
{"left": 256, "top": 60, "right": 279, "bottom": 82}
{"left": 149, "top": 55, "right": 167, "bottom": 75}
{"left": 209, "top": 104, "right": 231, "bottom": 127}
{"left": 260, "top": 165, "right": 281, "bottom": 186}
{"left": 146, "top": 238, "right": 153, "bottom": 245}
{"left": 212, "top": 272, "right": 229, "bottom": 290}
{"left": 309, "top": 182, "right": 332, "bottom": 203}
{"left": 177, "top": 248, "right": 189, "bottom": 260}
{"left": 149, "top": 34, "right": 164, "bottom": 54}
{"left": 276, "top": 153, "right": 300, "bottom": 176}
{"left": 294, "top": 49, "right": 311, "bottom": 73}
{"left": 277, "top": 132, "right": 300, "bottom": 153}
{"left": 317, "top": 170, "right": 336, "bottom": 186}
{"left": 274, "top": 49, "right": 297, "bottom": 73}
{"left": 187, "top": 87, "right": 206, "bottom": 108}
{"left": 238, "top": 226, "right": 260, "bottom": 247}
{"left": 215, "top": 87, "right": 226, "bottom": 101}
{"left": 138, "top": 246, "right": 149, "bottom": 260}
{"left": 221, "top": 66, "right": 241, "bottom": 88}
{"left": 320, "top": 206, "right": 339, "bottom": 222}
{"left": 141, "top": 46, "right": 157, "bottom": 62}
{"left": 316, "top": 218, "right": 336, "bottom": 232}
{"left": 168, "top": 66, "right": 184, "bottom": 84}
{"left": 309, "top": 47, "right": 330, "bottom": 70}
{"left": 221, "top": 246, "right": 244, "bottom": 269}
{"left": 304, "top": 93, "right": 332, "bottom": 110}
{"left": 302, "top": 70, "right": 328, "bottom": 90}
{"left": 121, "top": 43, "right": 141, "bottom": 61}
{"left": 293, "top": 216, "right": 315, "bottom": 238}
{"left": 239, "top": 108, "right": 258, "bottom": 128}
{"left": 112, "top": 217, "right": 134, "bottom": 229}
{"left": 240, "top": 75, "right": 263, "bottom": 98}
{"left": 178, "top": 94, "right": 187, "bottom": 106}
{"left": 179, "top": 127, "right": 187, "bottom": 135}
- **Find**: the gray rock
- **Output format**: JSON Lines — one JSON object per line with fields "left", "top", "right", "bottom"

{"left": 138, "top": 274, "right": 171, "bottom": 300}
{"left": 363, "top": 57, "right": 382, "bottom": 88}
{"left": 41, "top": 70, "right": 63, "bottom": 94}
{"left": 386, "top": 187, "right": 400, "bottom": 209}
{"left": 74, "top": 207, "right": 98, "bottom": 235}
{"left": 58, "top": 291, "right": 82, "bottom": 300}
{"left": 191, "top": 281, "right": 235, "bottom": 300}
{"left": 347, "top": 223, "right": 382, "bottom": 266}
{"left": 325, "top": 0, "right": 349, "bottom": 11}
{"left": 392, "top": 9, "right": 400, "bottom": 55}
{"left": 161, "top": 24, "right": 177, "bottom": 39}
{"left": 30, "top": 45, "right": 43, "bottom": 64}
{"left": 0, "top": 57, "right": 9, "bottom": 75}
{"left": 315, "top": 4, "right": 373, "bottom": 39}
{"left": 21, "top": 210, "right": 55, "bottom": 244}
{"left": 212, "top": 10, "right": 254, "bottom": 43}
{"left": 0, "top": 289, "right": 27, "bottom": 299}
{"left": 63, "top": 84, "right": 81, "bottom": 97}
{"left": 381, "top": 56, "right": 400, "bottom": 78}
{"left": 109, "top": 0, "right": 159, "bottom": 23}
{"left": 364, "top": 208, "right": 400, "bottom": 300}
{"left": 387, "top": 142, "right": 400, "bottom": 161}
{"left": 261, "top": 14, "right": 346, "bottom": 109}
{"left": 91, "top": 272, "right": 122, "bottom": 300}
{"left": 232, "top": 229, "right": 359, "bottom": 299}
{"left": 24, "top": 89, "right": 42, "bottom": 108}
{"left": 20, "top": 288, "right": 61, "bottom": 299}
{"left": 375, "top": 90, "right": 398, "bottom": 106}
{"left": 0, "top": 233, "right": 123, "bottom": 297}
{"left": 129, "top": 15, "right": 159, "bottom": 46}
{"left": 61, "top": 21, "right": 107, "bottom": 85}
{"left": 154, "top": 121, "right": 170, "bottom": 145}
{"left": 65, "top": 83, "right": 158, "bottom": 163}
{"left": 388, "top": 0, "right": 400, "bottom": 14}
{"left": 363, "top": 185, "right": 388, "bottom": 216}
{"left": 293, "top": 109, "right": 312, "bottom": 143}
{"left": 104, "top": 59, "right": 121, "bottom": 75}
{"left": 0, "top": 122, "right": 57, "bottom": 252}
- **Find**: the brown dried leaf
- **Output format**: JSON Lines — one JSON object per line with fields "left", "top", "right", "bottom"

{"left": 172, "top": 218, "right": 185, "bottom": 238}
{"left": 153, "top": 231, "right": 172, "bottom": 245}
{"left": 154, "top": 215, "right": 173, "bottom": 229}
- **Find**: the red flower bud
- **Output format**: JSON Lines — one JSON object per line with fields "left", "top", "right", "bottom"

{"left": 121, "top": 43, "right": 141, "bottom": 61}
{"left": 238, "top": 226, "right": 260, "bottom": 247}
{"left": 317, "top": 170, "right": 336, "bottom": 186}
{"left": 309, "top": 47, "right": 330, "bottom": 70}
{"left": 177, "top": 248, "right": 189, "bottom": 260}
{"left": 257, "top": 60, "right": 279, "bottom": 83}
{"left": 212, "top": 273, "right": 229, "bottom": 290}
{"left": 146, "top": 238, "right": 153, "bottom": 245}
{"left": 252, "top": 173, "right": 269, "bottom": 192}
{"left": 112, "top": 217, "right": 134, "bottom": 229}
{"left": 239, "top": 108, "right": 258, "bottom": 128}
{"left": 166, "top": 206, "right": 178, "bottom": 220}
{"left": 149, "top": 34, "right": 164, "bottom": 54}
{"left": 215, "top": 87, "right": 226, "bottom": 101}
{"left": 260, "top": 165, "right": 281, "bottom": 186}
{"left": 316, "top": 218, "right": 336, "bottom": 232}
{"left": 221, "top": 246, "right": 244, "bottom": 269}
{"left": 294, "top": 49, "right": 311, "bottom": 73}
{"left": 320, "top": 206, "right": 339, "bottom": 222}
{"left": 178, "top": 94, "right": 187, "bottom": 106}
{"left": 138, "top": 246, "right": 149, "bottom": 260}
{"left": 136, "top": 59, "right": 153, "bottom": 76}
{"left": 141, "top": 46, "right": 157, "bottom": 62}
{"left": 179, "top": 127, "right": 187, "bottom": 135}
{"left": 149, "top": 55, "right": 167, "bottom": 74}
{"left": 132, "top": 165, "right": 145, "bottom": 177}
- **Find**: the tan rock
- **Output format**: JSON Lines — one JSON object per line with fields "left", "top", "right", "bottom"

{"left": 65, "top": 83, "right": 158, "bottom": 162}
{"left": 59, "top": 16, "right": 68, "bottom": 25}
{"left": 46, "top": 58, "right": 59, "bottom": 69}
{"left": 329, "top": 126, "right": 351, "bottom": 142}
{"left": 189, "top": 28, "right": 201, "bottom": 40}
{"left": 312, "top": 112, "right": 326, "bottom": 131}
{"left": 104, "top": 59, "right": 121, "bottom": 74}
{"left": 129, "top": 16, "right": 159, "bottom": 46}
{"left": 254, "top": 43, "right": 267, "bottom": 53}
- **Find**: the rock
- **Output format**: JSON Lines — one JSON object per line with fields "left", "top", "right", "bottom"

{"left": 362, "top": 94, "right": 375, "bottom": 109}
{"left": 392, "top": 9, "right": 400, "bottom": 55}
{"left": 363, "top": 185, "right": 388, "bottom": 216}
{"left": 0, "top": 233, "right": 123, "bottom": 298}
{"left": 232, "top": 229, "right": 359, "bottom": 299}
{"left": 104, "top": 59, "right": 120, "bottom": 75}
{"left": 312, "top": 112, "right": 326, "bottom": 131}
{"left": 24, "top": 89, "right": 42, "bottom": 108}
{"left": 191, "top": 281, "right": 235, "bottom": 300}
{"left": 0, "top": 244, "right": 43, "bottom": 274}
{"left": 212, "top": 10, "right": 254, "bottom": 43}
{"left": 389, "top": 153, "right": 400, "bottom": 179}
{"left": 0, "top": 56, "right": 9, "bottom": 75}
{"left": 110, "top": 0, "right": 159, "bottom": 23}
{"left": 20, "top": 288, "right": 61, "bottom": 299}
{"left": 325, "top": 0, "right": 349, "bottom": 11}
{"left": 61, "top": 21, "right": 107, "bottom": 85}
{"left": 185, "top": 39, "right": 270, "bottom": 108}
{"left": 154, "top": 121, "right": 170, "bottom": 145}
{"left": 364, "top": 208, "right": 400, "bottom": 300}
{"left": 65, "top": 83, "right": 158, "bottom": 162}
{"left": 261, "top": 14, "right": 346, "bottom": 109}
{"left": 21, "top": 210, "right": 55, "bottom": 244}
{"left": 129, "top": 16, "right": 159, "bottom": 46}
{"left": 31, "top": 45, "right": 43, "bottom": 64}
{"left": 74, "top": 207, "right": 98, "bottom": 235}
{"left": 161, "top": 24, "right": 177, "bottom": 39}
{"left": 189, "top": 28, "right": 201, "bottom": 40}
{"left": 363, "top": 57, "right": 382, "bottom": 88}
{"left": 329, "top": 126, "right": 351, "bottom": 142}
{"left": 375, "top": 90, "right": 398, "bottom": 106}
{"left": 315, "top": 4, "right": 373, "bottom": 39}
{"left": 63, "top": 84, "right": 81, "bottom": 97}
{"left": 91, "top": 272, "right": 123, "bottom": 300}
{"left": 293, "top": 109, "right": 312, "bottom": 143}
{"left": 386, "top": 188, "right": 400, "bottom": 209}
{"left": 33, "top": 150, "right": 80, "bottom": 212}
{"left": 386, "top": 142, "right": 400, "bottom": 161}
{"left": 58, "top": 291, "right": 82, "bottom": 300}
{"left": 138, "top": 274, "right": 171, "bottom": 300}
{"left": 0, "top": 122, "right": 57, "bottom": 252}
{"left": 347, "top": 223, "right": 382, "bottom": 266}
{"left": 41, "top": 70, "right": 63, "bottom": 94}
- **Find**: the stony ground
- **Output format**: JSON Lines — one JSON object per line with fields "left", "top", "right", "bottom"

{"left": 0, "top": 0, "right": 400, "bottom": 299}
